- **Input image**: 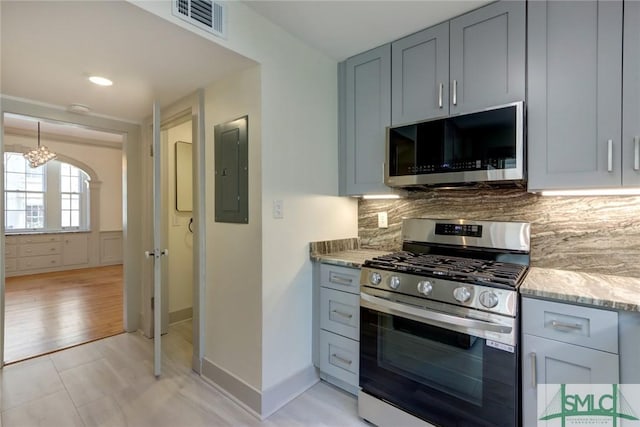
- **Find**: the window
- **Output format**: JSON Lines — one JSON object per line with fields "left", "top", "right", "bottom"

{"left": 60, "top": 163, "right": 83, "bottom": 228}
{"left": 3, "top": 153, "right": 90, "bottom": 232}
{"left": 4, "top": 152, "right": 46, "bottom": 230}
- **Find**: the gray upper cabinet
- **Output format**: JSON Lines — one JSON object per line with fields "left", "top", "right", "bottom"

{"left": 623, "top": 0, "right": 640, "bottom": 187}
{"left": 391, "top": 1, "right": 525, "bottom": 127}
{"left": 391, "top": 22, "right": 449, "bottom": 125}
{"left": 449, "top": 0, "right": 525, "bottom": 115}
{"left": 340, "top": 44, "right": 392, "bottom": 196}
{"left": 527, "top": 1, "right": 623, "bottom": 191}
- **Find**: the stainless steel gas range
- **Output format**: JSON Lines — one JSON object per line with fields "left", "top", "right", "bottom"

{"left": 358, "top": 218, "right": 530, "bottom": 427}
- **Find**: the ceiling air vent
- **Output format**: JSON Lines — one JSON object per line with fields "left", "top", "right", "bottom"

{"left": 172, "top": 0, "right": 226, "bottom": 39}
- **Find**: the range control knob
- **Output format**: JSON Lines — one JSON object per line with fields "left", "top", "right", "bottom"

{"left": 417, "top": 280, "right": 433, "bottom": 296}
{"left": 389, "top": 276, "right": 401, "bottom": 290}
{"left": 453, "top": 287, "right": 472, "bottom": 303}
{"left": 479, "top": 291, "right": 499, "bottom": 308}
{"left": 370, "top": 272, "right": 382, "bottom": 286}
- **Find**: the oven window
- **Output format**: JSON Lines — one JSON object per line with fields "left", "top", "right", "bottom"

{"left": 360, "top": 306, "right": 518, "bottom": 426}
{"left": 379, "top": 315, "right": 483, "bottom": 406}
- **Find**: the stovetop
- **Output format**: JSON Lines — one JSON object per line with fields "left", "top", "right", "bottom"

{"left": 363, "top": 251, "right": 529, "bottom": 290}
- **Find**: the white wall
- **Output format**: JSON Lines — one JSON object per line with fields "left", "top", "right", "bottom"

{"left": 166, "top": 121, "right": 193, "bottom": 315}
{"left": 205, "top": 65, "right": 262, "bottom": 389}
{"left": 3, "top": 133, "right": 123, "bottom": 232}
{"left": 131, "top": 0, "right": 359, "bottom": 407}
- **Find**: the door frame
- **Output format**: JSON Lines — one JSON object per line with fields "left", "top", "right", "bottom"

{"left": 0, "top": 96, "right": 142, "bottom": 365}
{"left": 140, "top": 90, "right": 206, "bottom": 373}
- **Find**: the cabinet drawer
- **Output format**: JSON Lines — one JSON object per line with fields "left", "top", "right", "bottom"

{"left": 319, "top": 330, "right": 358, "bottom": 387}
{"left": 319, "top": 264, "right": 360, "bottom": 294}
{"left": 523, "top": 297, "right": 618, "bottom": 353}
{"left": 5, "top": 258, "right": 17, "bottom": 272}
{"left": 18, "top": 255, "right": 62, "bottom": 270}
{"left": 320, "top": 287, "right": 359, "bottom": 340}
{"left": 18, "top": 234, "right": 62, "bottom": 244}
{"left": 19, "top": 242, "right": 62, "bottom": 257}
{"left": 5, "top": 244, "right": 17, "bottom": 258}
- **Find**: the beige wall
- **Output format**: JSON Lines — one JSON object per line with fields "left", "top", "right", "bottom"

{"left": 205, "top": 66, "right": 263, "bottom": 389}
{"left": 166, "top": 121, "right": 193, "bottom": 315}
{"left": 4, "top": 133, "right": 123, "bottom": 232}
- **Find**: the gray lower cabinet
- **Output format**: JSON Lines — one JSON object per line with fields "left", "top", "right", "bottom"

{"left": 339, "top": 44, "right": 391, "bottom": 196}
{"left": 521, "top": 298, "right": 619, "bottom": 427}
{"left": 527, "top": 1, "right": 624, "bottom": 191}
{"left": 313, "top": 263, "right": 361, "bottom": 395}
{"left": 391, "top": 1, "right": 524, "bottom": 126}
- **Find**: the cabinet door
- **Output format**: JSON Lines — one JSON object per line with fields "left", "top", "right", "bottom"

{"left": 63, "top": 234, "right": 89, "bottom": 266}
{"left": 528, "top": 1, "right": 622, "bottom": 191}
{"left": 522, "top": 334, "right": 619, "bottom": 427}
{"left": 449, "top": 1, "right": 525, "bottom": 115}
{"left": 341, "top": 45, "right": 391, "bottom": 195}
{"left": 623, "top": 0, "right": 640, "bottom": 186}
{"left": 391, "top": 22, "right": 449, "bottom": 125}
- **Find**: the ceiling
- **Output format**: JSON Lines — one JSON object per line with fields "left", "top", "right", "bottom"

{"left": 1, "top": 0, "right": 255, "bottom": 133}
{"left": 1, "top": 0, "right": 489, "bottom": 141}
{"left": 244, "top": 1, "right": 491, "bottom": 61}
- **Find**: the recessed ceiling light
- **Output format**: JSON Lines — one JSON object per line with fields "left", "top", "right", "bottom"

{"left": 89, "top": 76, "right": 113, "bottom": 86}
{"left": 69, "top": 104, "right": 91, "bottom": 114}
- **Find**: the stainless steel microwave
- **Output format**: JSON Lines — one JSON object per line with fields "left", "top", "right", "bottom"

{"left": 385, "top": 102, "right": 524, "bottom": 188}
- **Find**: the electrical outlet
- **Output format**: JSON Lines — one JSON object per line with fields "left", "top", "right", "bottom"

{"left": 273, "top": 200, "right": 284, "bottom": 219}
{"left": 378, "top": 212, "right": 388, "bottom": 228}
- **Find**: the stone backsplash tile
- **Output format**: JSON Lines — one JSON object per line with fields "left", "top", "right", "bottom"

{"left": 359, "top": 188, "right": 640, "bottom": 277}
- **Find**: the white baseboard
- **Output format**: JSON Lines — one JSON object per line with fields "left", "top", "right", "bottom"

{"left": 201, "top": 358, "right": 319, "bottom": 419}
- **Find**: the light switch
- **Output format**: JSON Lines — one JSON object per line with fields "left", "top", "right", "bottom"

{"left": 378, "top": 212, "right": 388, "bottom": 228}
{"left": 273, "top": 200, "right": 284, "bottom": 219}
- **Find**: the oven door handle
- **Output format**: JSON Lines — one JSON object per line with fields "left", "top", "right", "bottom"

{"left": 361, "top": 292, "right": 513, "bottom": 335}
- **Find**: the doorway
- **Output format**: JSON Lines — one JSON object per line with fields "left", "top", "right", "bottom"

{"left": 1, "top": 112, "right": 126, "bottom": 364}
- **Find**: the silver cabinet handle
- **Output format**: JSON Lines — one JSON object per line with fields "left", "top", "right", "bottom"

{"left": 634, "top": 137, "right": 639, "bottom": 171}
{"left": 438, "top": 83, "right": 444, "bottom": 108}
{"left": 331, "top": 309, "right": 353, "bottom": 319}
{"left": 452, "top": 80, "right": 458, "bottom": 106}
{"left": 329, "top": 273, "right": 353, "bottom": 286}
{"left": 331, "top": 353, "right": 353, "bottom": 366}
{"left": 530, "top": 352, "right": 537, "bottom": 389}
{"left": 608, "top": 139, "right": 613, "bottom": 172}
{"left": 551, "top": 320, "right": 583, "bottom": 330}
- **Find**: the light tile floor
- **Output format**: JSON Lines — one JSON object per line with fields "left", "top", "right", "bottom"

{"left": 0, "top": 320, "right": 368, "bottom": 427}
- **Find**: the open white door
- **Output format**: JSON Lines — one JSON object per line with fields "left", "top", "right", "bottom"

{"left": 145, "top": 102, "right": 167, "bottom": 377}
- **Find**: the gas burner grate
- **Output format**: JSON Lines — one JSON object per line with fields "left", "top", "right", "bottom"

{"left": 363, "top": 251, "right": 529, "bottom": 289}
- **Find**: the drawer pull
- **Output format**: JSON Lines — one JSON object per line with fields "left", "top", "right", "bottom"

{"left": 331, "top": 353, "right": 352, "bottom": 366}
{"left": 331, "top": 310, "right": 353, "bottom": 319}
{"left": 329, "top": 274, "right": 353, "bottom": 286}
{"left": 530, "top": 352, "right": 537, "bottom": 389}
{"left": 551, "top": 320, "right": 583, "bottom": 330}
{"left": 438, "top": 82, "right": 444, "bottom": 108}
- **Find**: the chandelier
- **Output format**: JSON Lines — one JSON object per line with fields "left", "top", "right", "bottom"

{"left": 24, "top": 122, "right": 57, "bottom": 168}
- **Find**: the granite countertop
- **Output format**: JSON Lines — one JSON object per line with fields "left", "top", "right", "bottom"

{"left": 521, "top": 267, "right": 640, "bottom": 312}
{"left": 309, "top": 237, "right": 393, "bottom": 268}
{"left": 310, "top": 239, "right": 640, "bottom": 312}
{"left": 311, "top": 249, "right": 392, "bottom": 268}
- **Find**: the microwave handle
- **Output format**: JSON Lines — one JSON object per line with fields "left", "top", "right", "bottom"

{"left": 361, "top": 292, "right": 513, "bottom": 335}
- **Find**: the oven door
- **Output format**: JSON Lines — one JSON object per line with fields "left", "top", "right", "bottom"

{"left": 360, "top": 291, "right": 519, "bottom": 427}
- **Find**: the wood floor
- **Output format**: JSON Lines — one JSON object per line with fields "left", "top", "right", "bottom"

{"left": 4, "top": 265, "right": 124, "bottom": 364}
